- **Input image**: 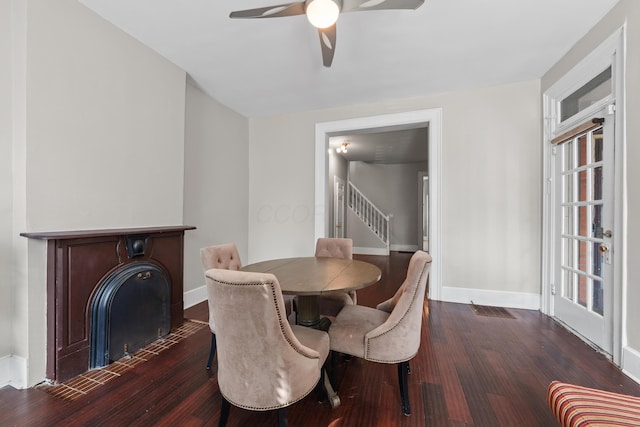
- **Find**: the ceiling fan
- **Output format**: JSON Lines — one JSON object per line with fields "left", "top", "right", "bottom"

{"left": 229, "top": 0, "right": 425, "bottom": 67}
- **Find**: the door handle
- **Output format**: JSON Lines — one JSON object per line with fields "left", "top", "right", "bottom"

{"left": 599, "top": 243, "right": 612, "bottom": 265}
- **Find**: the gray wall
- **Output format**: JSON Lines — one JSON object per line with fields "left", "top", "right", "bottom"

{"left": 0, "top": 0, "right": 13, "bottom": 362}
{"left": 248, "top": 79, "right": 542, "bottom": 298}
{"left": 183, "top": 83, "right": 249, "bottom": 298}
{"left": 348, "top": 161, "right": 427, "bottom": 250}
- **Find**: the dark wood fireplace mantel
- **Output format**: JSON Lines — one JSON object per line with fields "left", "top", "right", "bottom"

{"left": 21, "top": 225, "right": 196, "bottom": 383}
{"left": 21, "top": 225, "right": 196, "bottom": 241}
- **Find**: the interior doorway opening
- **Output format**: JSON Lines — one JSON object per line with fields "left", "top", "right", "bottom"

{"left": 314, "top": 109, "right": 442, "bottom": 301}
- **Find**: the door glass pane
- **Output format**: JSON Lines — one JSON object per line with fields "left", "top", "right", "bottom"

{"left": 564, "top": 173, "right": 575, "bottom": 203}
{"left": 578, "top": 275, "right": 588, "bottom": 307}
{"left": 593, "top": 128, "right": 603, "bottom": 162}
{"left": 563, "top": 269, "right": 574, "bottom": 300}
{"left": 578, "top": 240, "right": 588, "bottom": 273}
{"left": 593, "top": 280, "right": 604, "bottom": 316}
{"left": 562, "top": 237, "right": 572, "bottom": 266}
{"left": 593, "top": 205, "right": 602, "bottom": 238}
{"left": 562, "top": 237, "right": 570, "bottom": 268}
{"left": 578, "top": 135, "right": 588, "bottom": 167}
{"left": 593, "top": 166, "right": 603, "bottom": 200}
{"left": 563, "top": 207, "right": 574, "bottom": 235}
{"left": 578, "top": 170, "right": 588, "bottom": 202}
{"left": 578, "top": 207, "right": 588, "bottom": 237}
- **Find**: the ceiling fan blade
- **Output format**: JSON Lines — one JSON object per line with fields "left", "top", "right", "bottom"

{"left": 229, "top": 2, "right": 305, "bottom": 19}
{"left": 341, "top": 0, "right": 424, "bottom": 13}
{"left": 318, "top": 24, "right": 337, "bottom": 68}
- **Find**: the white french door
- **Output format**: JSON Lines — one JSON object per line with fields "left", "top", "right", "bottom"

{"left": 552, "top": 108, "right": 615, "bottom": 354}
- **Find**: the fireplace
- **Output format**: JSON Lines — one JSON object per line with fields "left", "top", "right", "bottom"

{"left": 89, "top": 261, "right": 171, "bottom": 368}
{"left": 21, "top": 226, "right": 195, "bottom": 383}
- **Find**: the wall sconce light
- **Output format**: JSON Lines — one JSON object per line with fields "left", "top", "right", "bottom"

{"left": 336, "top": 142, "right": 349, "bottom": 154}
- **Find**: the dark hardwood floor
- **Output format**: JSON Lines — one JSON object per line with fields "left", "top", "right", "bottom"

{"left": 2, "top": 252, "right": 640, "bottom": 426}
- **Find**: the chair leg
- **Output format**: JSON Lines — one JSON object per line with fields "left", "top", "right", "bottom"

{"left": 323, "top": 367, "right": 341, "bottom": 409}
{"left": 316, "top": 367, "right": 327, "bottom": 403}
{"left": 206, "top": 332, "right": 217, "bottom": 370}
{"left": 398, "top": 361, "right": 411, "bottom": 416}
{"left": 331, "top": 351, "right": 339, "bottom": 391}
{"left": 218, "top": 396, "right": 230, "bottom": 427}
{"left": 278, "top": 407, "right": 288, "bottom": 427}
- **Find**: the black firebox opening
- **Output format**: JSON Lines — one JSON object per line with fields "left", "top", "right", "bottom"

{"left": 90, "top": 262, "right": 171, "bottom": 369}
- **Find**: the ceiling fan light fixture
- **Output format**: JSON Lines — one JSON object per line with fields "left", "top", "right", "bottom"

{"left": 306, "top": 0, "right": 340, "bottom": 29}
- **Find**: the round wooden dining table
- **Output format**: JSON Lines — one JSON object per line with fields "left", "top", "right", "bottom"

{"left": 240, "top": 256, "right": 382, "bottom": 328}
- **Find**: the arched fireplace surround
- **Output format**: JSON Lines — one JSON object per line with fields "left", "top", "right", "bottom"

{"left": 89, "top": 261, "right": 171, "bottom": 369}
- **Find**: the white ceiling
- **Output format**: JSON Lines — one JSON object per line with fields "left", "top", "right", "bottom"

{"left": 330, "top": 126, "right": 428, "bottom": 164}
{"left": 78, "top": 0, "right": 619, "bottom": 118}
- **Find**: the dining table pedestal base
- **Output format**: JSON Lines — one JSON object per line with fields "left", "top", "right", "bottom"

{"left": 296, "top": 295, "right": 321, "bottom": 328}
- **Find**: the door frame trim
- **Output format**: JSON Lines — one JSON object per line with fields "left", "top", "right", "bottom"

{"left": 333, "top": 175, "right": 345, "bottom": 238}
{"left": 418, "top": 171, "right": 428, "bottom": 251}
{"left": 314, "top": 108, "right": 443, "bottom": 301}
{"left": 542, "top": 27, "right": 626, "bottom": 364}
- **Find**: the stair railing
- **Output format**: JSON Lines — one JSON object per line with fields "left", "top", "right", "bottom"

{"left": 347, "top": 181, "right": 390, "bottom": 253}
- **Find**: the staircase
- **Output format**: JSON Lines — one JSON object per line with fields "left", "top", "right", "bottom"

{"left": 348, "top": 181, "right": 390, "bottom": 253}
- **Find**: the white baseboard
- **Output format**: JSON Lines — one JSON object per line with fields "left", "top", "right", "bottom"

{"left": 622, "top": 346, "right": 640, "bottom": 385}
{"left": 184, "top": 284, "right": 207, "bottom": 309}
{"left": 353, "top": 245, "right": 419, "bottom": 255}
{"left": 0, "top": 354, "right": 27, "bottom": 389}
{"left": 353, "top": 247, "right": 388, "bottom": 255}
{"left": 390, "top": 244, "right": 419, "bottom": 252}
{"left": 439, "top": 286, "right": 541, "bottom": 310}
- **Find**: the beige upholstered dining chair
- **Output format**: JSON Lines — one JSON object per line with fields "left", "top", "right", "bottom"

{"left": 201, "top": 243, "right": 295, "bottom": 370}
{"left": 328, "top": 250, "right": 432, "bottom": 416}
{"left": 200, "top": 243, "right": 243, "bottom": 370}
{"left": 314, "top": 237, "right": 357, "bottom": 317}
{"left": 205, "top": 268, "right": 332, "bottom": 426}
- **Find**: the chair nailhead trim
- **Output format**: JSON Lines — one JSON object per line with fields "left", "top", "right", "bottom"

{"left": 365, "top": 261, "right": 429, "bottom": 360}
{"left": 215, "top": 278, "right": 319, "bottom": 360}
{"left": 214, "top": 278, "right": 321, "bottom": 411}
